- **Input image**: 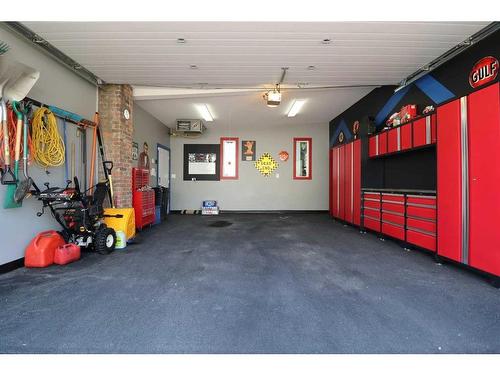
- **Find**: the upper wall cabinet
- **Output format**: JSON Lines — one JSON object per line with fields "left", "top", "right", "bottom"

{"left": 293, "top": 137, "right": 312, "bottom": 180}
{"left": 368, "top": 114, "right": 436, "bottom": 158}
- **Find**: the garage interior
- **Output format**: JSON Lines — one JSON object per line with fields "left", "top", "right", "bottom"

{"left": 1, "top": 20, "right": 500, "bottom": 354}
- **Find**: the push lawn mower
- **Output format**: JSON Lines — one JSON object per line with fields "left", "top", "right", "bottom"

{"left": 32, "top": 175, "right": 117, "bottom": 254}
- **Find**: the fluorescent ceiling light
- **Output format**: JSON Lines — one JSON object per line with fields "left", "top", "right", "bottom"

{"left": 197, "top": 104, "right": 214, "bottom": 122}
{"left": 287, "top": 100, "right": 306, "bottom": 117}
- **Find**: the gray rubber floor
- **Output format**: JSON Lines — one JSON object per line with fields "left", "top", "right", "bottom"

{"left": 1, "top": 213, "right": 499, "bottom": 354}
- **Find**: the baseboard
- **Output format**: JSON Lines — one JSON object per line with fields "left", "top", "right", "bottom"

{"left": 0, "top": 258, "right": 24, "bottom": 274}
{"left": 171, "top": 210, "right": 329, "bottom": 214}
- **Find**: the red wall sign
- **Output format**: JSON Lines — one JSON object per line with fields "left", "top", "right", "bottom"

{"left": 469, "top": 56, "right": 499, "bottom": 88}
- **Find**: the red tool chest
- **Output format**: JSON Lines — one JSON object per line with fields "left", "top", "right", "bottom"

{"left": 362, "top": 190, "right": 436, "bottom": 251}
{"left": 329, "top": 139, "right": 361, "bottom": 225}
{"left": 437, "top": 82, "right": 500, "bottom": 276}
{"left": 405, "top": 194, "right": 437, "bottom": 252}
{"left": 132, "top": 168, "right": 156, "bottom": 230}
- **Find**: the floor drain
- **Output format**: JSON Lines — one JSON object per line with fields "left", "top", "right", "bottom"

{"left": 209, "top": 220, "right": 233, "bottom": 228}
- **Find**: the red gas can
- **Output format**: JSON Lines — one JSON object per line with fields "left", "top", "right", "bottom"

{"left": 54, "top": 244, "right": 81, "bottom": 265}
{"left": 25, "top": 230, "right": 66, "bottom": 268}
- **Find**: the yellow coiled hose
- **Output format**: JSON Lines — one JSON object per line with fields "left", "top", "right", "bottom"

{"left": 31, "top": 107, "right": 65, "bottom": 168}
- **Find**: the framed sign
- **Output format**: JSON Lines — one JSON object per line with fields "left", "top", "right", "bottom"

{"left": 132, "top": 142, "right": 138, "bottom": 160}
{"left": 183, "top": 144, "right": 220, "bottom": 181}
{"left": 293, "top": 137, "right": 312, "bottom": 180}
{"left": 221, "top": 137, "right": 239, "bottom": 179}
{"left": 255, "top": 152, "right": 278, "bottom": 177}
{"left": 242, "top": 140, "right": 256, "bottom": 161}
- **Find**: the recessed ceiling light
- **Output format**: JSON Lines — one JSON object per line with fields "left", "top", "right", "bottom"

{"left": 307, "top": 65, "right": 316, "bottom": 70}
{"left": 189, "top": 64, "right": 198, "bottom": 69}
{"left": 287, "top": 100, "right": 306, "bottom": 117}
{"left": 177, "top": 38, "right": 186, "bottom": 44}
{"left": 322, "top": 38, "right": 332, "bottom": 44}
{"left": 197, "top": 104, "right": 214, "bottom": 122}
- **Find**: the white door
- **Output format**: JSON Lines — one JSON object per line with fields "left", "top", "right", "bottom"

{"left": 158, "top": 146, "right": 170, "bottom": 188}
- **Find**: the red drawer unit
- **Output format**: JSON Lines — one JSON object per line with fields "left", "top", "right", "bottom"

{"left": 132, "top": 167, "right": 156, "bottom": 230}
{"left": 364, "top": 217, "right": 381, "bottom": 232}
{"left": 406, "top": 195, "right": 436, "bottom": 207}
{"left": 382, "top": 212, "right": 404, "bottom": 226}
{"left": 381, "top": 193, "right": 405, "bottom": 204}
{"left": 382, "top": 202, "right": 405, "bottom": 215}
{"left": 364, "top": 199, "right": 381, "bottom": 210}
{"left": 406, "top": 229, "right": 436, "bottom": 252}
{"left": 133, "top": 190, "right": 156, "bottom": 230}
{"left": 364, "top": 207, "right": 381, "bottom": 220}
{"left": 413, "top": 114, "right": 436, "bottom": 148}
{"left": 400, "top": 123, "right": 412, "bottom": 150}
{"left": 406, "top": 205, "right": 436, "bottom": 220}
{"left": 406, "top": 217, "right": 436, "bottom": 234}
{"left": 364, "top": 192, "right": 381, "bottom": 200}
{"left": 382, "top": 222, "right": 405, "bottom": 241}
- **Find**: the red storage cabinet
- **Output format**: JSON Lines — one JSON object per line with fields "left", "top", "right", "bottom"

{"left": 413, "top": 114, "right": 436, "bottom": 148}
{"left": 368, "top": 136, "right": 377, "bottom": 157}
{"left": 344, "top": 142, "right": 353, "bottom": 223}
{"left": 437, "top": 99, "right": 463, "bottom": 263}
{"left": 378, "top": 132, "right": 388, "bottom": 155}
{"left": 338, "top": 145, "right": 346, "bottom": 220}
{"left": 329, "top": 148, "right": 333, "bottom": 216}
{"left": 352, "top": 140, "right": 361, "bottom": 225}
{"left": 467, "top": 82, "right": 500, "bottom": 276}
{"left": 400, "top": 123, "right": 412, "bottom": 150}
{"left": 387, "top": 127, "right": 400, "bottom": 153}
{"left": 382, "top": 222, "right": 405, "bottom": 241}
{"left": 330, "top": 140, "right": 361, "bottom": 226}
{"left": 368, "top": 133, "right": 388, "bottom": 157}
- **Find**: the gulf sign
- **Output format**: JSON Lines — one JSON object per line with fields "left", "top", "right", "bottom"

{"left": 469, "top": 56, "right": 498, "bottom": 88}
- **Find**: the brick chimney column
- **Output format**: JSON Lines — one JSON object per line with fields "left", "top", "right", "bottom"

{"left": 98, "top": 84, "right": 133, "bottom": 208}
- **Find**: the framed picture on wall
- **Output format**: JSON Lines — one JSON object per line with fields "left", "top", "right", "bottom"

{"left": 293, "top": 137, "right": 312, "bottom": 180}
{"left": 183, "top": 144, "right": 220, "bottom": 181}
{"left": 132, "top": 142, "right": 138, "bottom": 160}
{"left": 221, "top": 137, "right": 239, "bottom": 179}
{"left": 242, "top": 140, "right": 256, "bottom": 161}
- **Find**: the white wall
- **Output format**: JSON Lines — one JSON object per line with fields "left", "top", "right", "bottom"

{"left": 0, "top": 26, "right": 97, "bottom": 265}
{"left": 132, "top": 102, "right": 170, "bottom": 186}
{"left": 170, "top": 121, "right": 329, "bottom": 211}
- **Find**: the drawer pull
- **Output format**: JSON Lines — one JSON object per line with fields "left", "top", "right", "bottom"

{"left": 406, "top": 226, "right": 436, "bottom": 237}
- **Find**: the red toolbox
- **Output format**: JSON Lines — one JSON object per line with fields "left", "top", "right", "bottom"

{"left": 25, "top": 231, "right": 66, "bottom": 268}
{"left": 54, "top": 244, "right": 81, "bottom": 265}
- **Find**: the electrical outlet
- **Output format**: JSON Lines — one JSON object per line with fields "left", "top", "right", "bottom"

{"left": 276, "top": 173, "right": 280, "bottom": 178}
{"left": 171, "top": 174, "right": 176, "bottom": 179}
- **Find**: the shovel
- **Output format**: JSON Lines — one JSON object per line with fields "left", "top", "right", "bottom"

{"left": 14, "top": 103, "right": 33, "bottom": 204}
{"left": 3, "top": 101, "right": 23, "bottom": 208}
{"left": 0, "top": 81, "right": 16, "bottom": 185}
{"left": 0, "top": 58, "right": 40, "bottom": 188}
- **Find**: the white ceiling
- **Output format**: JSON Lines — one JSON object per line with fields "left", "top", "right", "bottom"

{"left": 136, "top": 87, "right": 374, "bottom": 130}
{"left": 24, "top": 22, "right": 489, "bottom": 88}
{"left": 21, "top": 22, "right": 490, "bottom": 130}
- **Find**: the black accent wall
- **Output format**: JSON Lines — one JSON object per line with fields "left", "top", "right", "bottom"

{"left": 329, "top": 28, "right": 500, "bottom": 191}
